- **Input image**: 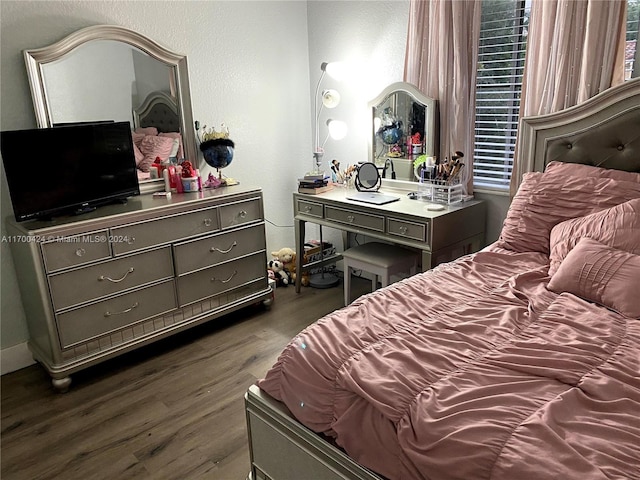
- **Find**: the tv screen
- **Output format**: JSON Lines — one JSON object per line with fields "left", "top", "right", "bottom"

{"left": 1, "top": 121, "right": 139, "bottom": 222}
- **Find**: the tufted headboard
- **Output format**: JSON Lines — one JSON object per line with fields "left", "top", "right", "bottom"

{"left": 514, "top": 77, "right": 640, "bottom": 189}
{"left": 133, "top": 91, "right": 180, "bottom": 133}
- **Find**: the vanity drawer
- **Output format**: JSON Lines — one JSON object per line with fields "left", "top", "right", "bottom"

{"left": 41, "top": 231, "right": 111, "bottom": 273}
{"left": 110, "top": 206, "right": 220, "bottom": 255}
{"left": 325, "top": 206, "right": 385, "bottom": 232}
{"left": 56, "top": 280, "right": 177, "bottom": 349}
{"left": 219, "top": 198, "right": 262, "bottom": 229}
{"left": 174, "top": 224, "right": 266, "bottom": 275}
{"left": 387, "top": 218, "right": 429, "bottom": 243}
{"left": 49, "top": 247, "right": 173, "bottom": 311}
{"left": 296, "top": 199, "right": 323, "bottom": 218}
{"left": 177, "top": 252, "right": 266, "bottom": 306}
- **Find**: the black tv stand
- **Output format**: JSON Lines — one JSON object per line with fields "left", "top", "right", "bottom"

{"left": 72, "top": 205, "right": 97, "bottom": 216}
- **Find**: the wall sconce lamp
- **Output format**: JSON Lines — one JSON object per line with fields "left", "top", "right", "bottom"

{"left": 312, "top": 62, "right": 347, "bottom": 174}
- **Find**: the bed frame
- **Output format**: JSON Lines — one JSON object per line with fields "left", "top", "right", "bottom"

{"left": 133, "top": 90, "right": 180, "bottom": 133}
{"left": 244, "top": 77, "right": 640, "bottom": 480}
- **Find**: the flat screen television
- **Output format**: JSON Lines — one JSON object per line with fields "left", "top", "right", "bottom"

{"left": 1, "top": 121, "right": 140, "bottom": 222}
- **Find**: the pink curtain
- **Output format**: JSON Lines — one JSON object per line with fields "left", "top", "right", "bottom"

{"left": 511, "top": 0, "right": 627, "bottom": 194}
{"left": 404, "top": 0, "right": 482, "bottom": 194}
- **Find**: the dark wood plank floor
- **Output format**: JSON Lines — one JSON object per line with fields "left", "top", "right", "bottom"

{"left": 1, "top": 277, "right": 370, "bottom": 480}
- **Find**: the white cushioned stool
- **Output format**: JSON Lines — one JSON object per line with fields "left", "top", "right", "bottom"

{"left": 342, "top": 242, "right": 419, "bottom": 305}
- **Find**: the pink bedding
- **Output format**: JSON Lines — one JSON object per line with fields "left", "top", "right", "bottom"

{"left": 258, "top": 248, "right": 640, "bottom": 479}
{"left": 258, "top": 163, "right": 640, "bottom": 480}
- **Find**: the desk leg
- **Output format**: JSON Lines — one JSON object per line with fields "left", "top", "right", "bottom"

{"left": 421, "top": 250, "right": 432, "bottom": 272}
{"left": 295, "top": 218, "right": 305, "bottom": 293}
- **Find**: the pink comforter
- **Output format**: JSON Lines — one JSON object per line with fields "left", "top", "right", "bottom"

{"left": 258, "top": 247, "right": 640, "bottom": 480}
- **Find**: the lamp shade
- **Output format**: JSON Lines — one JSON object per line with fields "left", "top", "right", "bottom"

{"left": 327, "top": 119, "right": 348, "bottom": 140}
{"left": 322, "top": 61, "right": 346, "bottom": 81}
{"left": 321, "top": 89, "right": 341, "bottom": 109}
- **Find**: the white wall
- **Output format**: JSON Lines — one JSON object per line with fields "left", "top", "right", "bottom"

{"left": 0, "top": 0, "right": 415, "bottom": 371}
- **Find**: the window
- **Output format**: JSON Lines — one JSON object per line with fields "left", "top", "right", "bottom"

{"left": 473, "top": 0, "right": 637, "bottom": 191}
{"left": 473, "top": 0, "right": 529, "bottom": 191}
{"left": 626, "top": 0, "right": 639, "bottom": 79}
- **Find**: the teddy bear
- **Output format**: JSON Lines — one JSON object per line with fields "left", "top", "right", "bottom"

{"left": 271, "top": 248, "right": 309, "bottom": 287}
{"left": 267, "top": 259, "right": 290, "bottom": 287}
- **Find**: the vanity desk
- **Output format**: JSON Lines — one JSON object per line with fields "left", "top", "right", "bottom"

{"left": 294, "top": 183, "right": 486, "bottom": 293}
{"left": 6, "top": 186, "right": 271, "bottom": 391}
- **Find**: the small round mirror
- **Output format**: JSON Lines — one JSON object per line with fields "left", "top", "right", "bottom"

{"left": 355, "top": 162, "right": 381, "bottom": 191}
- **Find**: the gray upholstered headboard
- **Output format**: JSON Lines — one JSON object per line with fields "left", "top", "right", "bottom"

{"left": 515, "top": 77, "right": 640, "bottom": 189}
{"left": 133, "top": 91, "right": 180, "bottom": 133}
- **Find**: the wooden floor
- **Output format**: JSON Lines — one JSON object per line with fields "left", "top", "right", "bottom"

{"left": 1, "top": 277, "right": 370, "bottom": 480}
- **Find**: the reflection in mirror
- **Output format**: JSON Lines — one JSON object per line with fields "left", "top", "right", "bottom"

{"left": 368, "top": 82, "right": 438, "bottom": 182}
{"left": 24, "top": 25, "right": 196, "bottom": 194}
{"left": 355, "top": 162, "right": 381, "bottom": 191}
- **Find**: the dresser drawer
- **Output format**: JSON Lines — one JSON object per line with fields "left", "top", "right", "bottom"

{"left": 219, "top": 198, "right": 262, "bottom": 229}
{"left": 296, "top": 199, "right": 323, "bottom": 218}
{"left": 325, "top": 206, "right": 385, "bottom": 232}
{"left": 110, "top": 206, "right": 220, "bottom": 255}
{"left": 174, "top": 224, "right": 266, "bottom": 275}
{"left": 177, "top": 252, "right": 266, "bottom": 306}
{"left": 49, "top": 247, "right": 174, "bottom": 311}
{"left": 56, "top": 280, "right": 177, "bottom": 349}
{"left": 41, "top": 231, "right": 111, "bottom": 273}
{"left": 387, "top": 218, "right": 429, "bottom": 243}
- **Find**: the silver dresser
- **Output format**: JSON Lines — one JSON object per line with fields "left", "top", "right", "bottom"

{"left": 6, "top": 185, "right": 271, "bottom": 391}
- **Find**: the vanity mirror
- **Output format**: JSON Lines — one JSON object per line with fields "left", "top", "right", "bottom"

{"left": 368, "top": 82, "right": 438, "bottom": 183}
{"left": 23, "top": 25, "right": 196, "bottom": 194}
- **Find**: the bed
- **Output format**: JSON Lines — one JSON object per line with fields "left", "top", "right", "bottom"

{"left": 245, "top": 78, "right": 640, "bottom": 480}
{"left": 131, "top": 90, "right": 184, "bottom": 180}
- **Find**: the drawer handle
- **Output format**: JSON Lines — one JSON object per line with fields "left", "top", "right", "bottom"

{"left": 239, "top": 210, "right": 248, "bottom": 219}
{"left": 104, "top": 302, "right": 139, "bottom": 317}
{"left": 204, "top": 218, "right": 213, "bottom": 227}
{"left": 347, "top": 215, "right": 355, "bottom": 223}
{"left": 399, "top": 226, "right": 408, "bottom": 235}
{"left": 99, "top": 267, "right": 134, "bottom": 283}
{"left": 304, "top": 205, "right": 312, "bottom": 213}
{"left": 211, "top": 270, "right": 238, "bottom": 284}
{"left": 210, "top": 241, "right": 238, "bottom": 254}
{"left": 75, "top": 248, "right": 86, "bottom": 257}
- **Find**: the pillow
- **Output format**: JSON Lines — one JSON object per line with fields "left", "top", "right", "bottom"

{"left": 134, "top": 126, "right": 158, "bottom": 136}
{"left": 545, "top": 161, "right": 640, "bottom": 183}
{"left": 497, "top": 172, "right": 543, "bottom": 252}
{"left": 138, "top": 135, "right": 175, "bottom": 172}
{"left": 133, "top": 143, "right": 144, "bottom": 166}
{"left": 131, "top": 131, "right": 145, "bottom": 147}
{"left": 497, "top": 172, "right": 640, "bottom": 254}
{"left": 548, "top": 237, "right": 640, "bottom": 318}
{"left": 549, "top": 198, "right": 640, "bottom": 275}
{"left": 158, "top": 132, "right": 184, "bottom": 159}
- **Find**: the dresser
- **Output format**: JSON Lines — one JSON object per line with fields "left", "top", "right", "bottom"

{"left": 6, "top": 185, "right": 271, "bottom": 391}
{"left": 294, "top": 186, "right": 486, "bottom": 292}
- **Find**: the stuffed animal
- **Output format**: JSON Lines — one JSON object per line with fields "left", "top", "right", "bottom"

{"left": 272, "top": 247, "right": 310, "bottom": 287}
{"left": 267, "top": 259, "right": 290, "bottom": 287}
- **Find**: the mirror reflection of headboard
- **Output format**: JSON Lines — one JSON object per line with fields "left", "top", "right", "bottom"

{"left": 368, "top": 82, "right": 438, "bottom": 182}
{"left": 23, "top": 25, "right": 196, "bottom": 194}
{"left": 133, "top": 91, "right": 180, "bottom": 133}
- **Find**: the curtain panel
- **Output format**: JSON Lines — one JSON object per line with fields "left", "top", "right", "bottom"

{"left": 510, "top": 0, "right": 627, "bottom": 195}
{"left": 404, "top": 0, "right": 482, "bottom": 195}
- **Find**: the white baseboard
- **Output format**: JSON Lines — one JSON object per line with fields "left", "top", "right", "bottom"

{"left": 1, "top": 342, "right": 35, "bottom": 375}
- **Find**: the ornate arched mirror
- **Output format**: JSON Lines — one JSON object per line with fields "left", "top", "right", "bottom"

{"left": 23, "top": 25, "right": 196, "bottom": 194}
{"left": 368, "top": 82, "right": 438, "bottom": 183}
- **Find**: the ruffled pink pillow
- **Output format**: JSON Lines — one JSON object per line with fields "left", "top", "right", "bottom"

{"left": 549, "top": 199, "right": 640, "bottom": 275}
{"left": 134, "top": 126, "right": 158, "bottom": 136}
{"left": 548, "top": 237, "right": 640, "bottom": 318}
{"left": 545, "top": 161, "right": 640, "bottom": 183}
{"left": 497, "top": 172, "right": 542, "bottom": 252}
{"left": 133, "top": 143, "right": 145, "bottom": 166}
{"left": 498, "top": 170, "right": 640, "bottom": 254}
{"left": 138, "top": 135, "right": 175, "bottom": 172}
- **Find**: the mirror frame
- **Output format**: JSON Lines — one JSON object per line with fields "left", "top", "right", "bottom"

{"left": 23, "top": 25, "right": 196, "bottom": 194}
{"left": 368, "top": 82, "right": 437, "bottom": 182}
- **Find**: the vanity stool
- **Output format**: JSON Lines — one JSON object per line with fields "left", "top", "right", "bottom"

{"left": 342, "top": 242, "right": 419, "bottom": 305}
